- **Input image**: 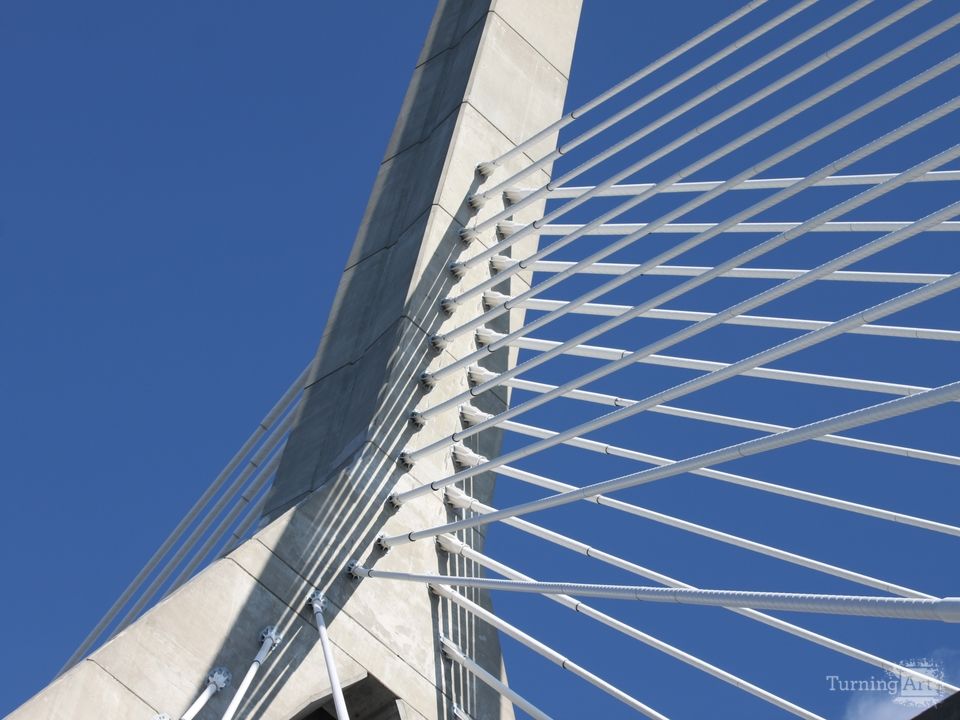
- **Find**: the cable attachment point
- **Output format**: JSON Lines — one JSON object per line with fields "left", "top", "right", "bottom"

{"left": 502, "top": 188, "right": 529, "bottom": 205}
{"left": 208, "top": 666, "right": 232, "bottom": 690}
{"left": 375, "top": 534, "right": 391, "bottom": 553}
{"left": 439, "top": 297, "right": 459, "bottom": 317}
{"left": 451, "top": 443, "right": 487, "bottom": 469}
{"left": 467, "top": 364, "right": 499, "bottom": 387}
{"left": 436, "top": 534, "right": 466, "bottom": 555}
{"left": 481, "top": 290, "right": 510, "bottom": 310}
{"left": 408, "top": 410, "right": 426, "bottom": 428}
{"left": 476, "top": 161, "right": 497, "bottom": 179}
{"left": 346, "top": 560, "right": 363, "bottom": 579}
{"left": 431, "top": 330, "right": 451, "bottom": 348}
{"left": 309, "top": 590, "right": 328, "bottom": 615}
{"left": 419, "top": 372, "right": 436, "bottom": 390}
{"left": 259, "top": 625, "right": 283, "bottom": 649}
{"left": 475, "top": 327, "right": 505, "bottom": 348}
{"left": 460, "top": 404, "right": 494, "bottom": 428}
{"left": 398, "top": 451, "right": 414, "bottom": 469}
{"left": 387, "top": 492, "right": 403, "bottom": 509}
{"left": 496, "top": 221, "right": 522, "bottom": 239}
{"left": 449, "top": 261, "right": 467, "bottom": 279}
{"left": 489, "top": 254, "right": 511, "bottom": 273}
{"left": 458, "top": 227, "right": 479, "bottom": 245}
{"left": 467, "top": 193, "right": 486, "bottom": 211}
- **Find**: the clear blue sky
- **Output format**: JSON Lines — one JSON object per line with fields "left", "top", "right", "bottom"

{"left": 2, "top": 2, "right": 958, "bottom": 719}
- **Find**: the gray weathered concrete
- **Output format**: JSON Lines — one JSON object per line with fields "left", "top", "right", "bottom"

{"left": 8, "top": 2, "right": 580, "bottom": 718}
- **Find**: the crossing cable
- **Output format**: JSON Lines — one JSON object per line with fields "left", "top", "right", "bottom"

{"left": 421, "top": 582, "right": 671, "bottom": 718}
{"left": 501, "top": 169, "right": 960, "bottom": 201}
{"left": 440, "top": 636, "right": 554, "bottom": 720}
{"left": 309, "top": 592, "right": 350, "bottom": 720}
{"left": 439, "top": 41, "right": 960, "bottom": 356}
{"left": 458, "top": 0, "right": 942, "bottom": 270}
{"left": 469, "top": 0, "right": 877, "bottom": 224}
{"left": 475, "top": 372, "right": 960, "bottom": 470}
{"left": 493, "top": 257, "right": 949, "bottom": 285}
{"left": 448, "top": 428, "right": 933, "bottom": 598}
{"left": 436, "top": 507, "right": 956, "bottom": 693}
{"left": 433, "top": 538, "right": 825, "bottom": 720}
{"left": 58, "top": 363, "right": 308, "bottom": 673}
{"left": 503, "top": 220, "right": 960, "bottom": 236}
{"left": 388, "top": 375, "right": 960, "bottom": 541}
{"left": 352, "top": 566, "right": 960, "bottom": 623}
{"left": 485, "top": 332, "right": 953, "bottom": 395}
{"left": 395, "top": 271, "right": 960, "bottom": 506}
{"left": 472, "top": 0, "right": 822, "bottom": 202}
{"left": 476, "top": 0, "right": 769, "bottom": 178}
{"left": 458, "top": 412, "right": 960, "bottom": 539}
{"left": 488, "top": 295, "right": 960, "bottom": 341}
{"left": 417, "top": 139, "right": 960, "bottom": 437}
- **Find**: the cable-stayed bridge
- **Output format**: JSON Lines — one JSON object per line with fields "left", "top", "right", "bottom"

{"left": 9, "top": 1, "right": 960, "bottom": 718}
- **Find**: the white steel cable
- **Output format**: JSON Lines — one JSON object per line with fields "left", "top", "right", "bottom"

{"left": 501, "top": 169, "right": 960, "bottom": 201}
{"left": 493, "top": 257, "right": 948, "bottom": 285}
{"left": 309, "top": 592, "right": 349, "bottom": 720}
{"left": 435, "top": 537, "right": 825, "bottom": 720}
{"left": 474, "top": 0, "right": 820, "bottom": 201}
{"left": 58, "top": 364, "right": 308, "bottom": 672}
{"left": 440, "top": 636, "right": 554, "bottom": 720}
{"left": 389, "top": 376, "right": 960, "bottom": 539}
{"left": 425, "top": 583, "right": 670, "bottom": 719}
{"left": 507, "top": 220, "right": 960, "bottom": 236}
{"left": 438, "top": 52, "right": 960, "bottom": 365}
{"left": 420, "top": 146, "right": 960, "bottom": 435}
{"left": 478, "top": 0, "right": 769, "bottom": 177}
{"left": 488, "top": 374, "right": 960, "bottom": 469}
{"left": 180, "top": 668, "right": 230, "bottom": 720}
{"left": 396, "top": 272, "right": 960, "bottom": 505}
{"left": 486, "top": 418, "right": 960, "bottom": 553}
{"left": 438, "top": 504, "right": 956, "bottom": 692}
{"left": 471, "top": 0, "right": 877, "bottom": 225}
{"left": 353, "top": 566, "right": 960, "bottom": 623}
{"left": 463, "top": 1, "right": 939, "bottom": 265}
{"left": 495, "top": 296, "right": 960, "bottom": 341}
{"left": 220, "top": 627, "right": 282, "bottom": 720}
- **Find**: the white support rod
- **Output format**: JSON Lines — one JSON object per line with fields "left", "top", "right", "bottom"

{"left": 428, "top": 583, "right": 670, "bottom": 719}
{"left": 423, "top": 156, "right": 960, "bottom": 432}
{"left": 488, "top": 423, "right": 960, "bottom": 576}
{"left": 504, "top": 220, "right": 960, "bottom": 236}
{"left": 220, "top": 627, "right": 282, "bottom": 720}
{"left": 309, "top": 593, "right": 349, "bottom": 720}
{"left": 496, "top": 375, "right": 960, "bottom": 469}
{"left": 464, "top": 2, "right": 942, "bottom": 264}
{"left": 58, "top": 364, "right": 308, "bottom": 673}
{"left": 474, "top": 0, "right": 876, "bottom": 218}
{"left": 493, "top": 257, "right": 947, "bottom": 285}
{"left": 502, "top": 169, "right": 960, "bottom": 201}
{"left": 437, "top": 537, "right": 824, "bottom": 720}
{"left": 480, "top": 0, "right": 768, "bottom": 174}
{"left": 163, "top": 448, "right": 285, "bottom": 599}
{"left": 180, "top": 668, "right": 230, "bottom": 720}
{"left": 399, "top": 274, "right": 960, "bottom": 505}
{"left": 353, "top": 566, "right": 960, "bottom": 623}
{"left": 476, "top": 0, "right": 820, "bottom": 199}
{"left": 502, "top": 296, "right": 960, "bottom": 341}
{"left": 439, "top": 61, "right": 960, "bottom": 366}
{"left": 389, "top": 379, "right": 960, "bottom": 539}
{"left": 439, "top": 500, "right": 957, "bottom": 693}
{"left": 440, "top": 636, "right": 554, "bottom": 720}
{"left": 111, "top": 410, "right": 297, "bottom": 636}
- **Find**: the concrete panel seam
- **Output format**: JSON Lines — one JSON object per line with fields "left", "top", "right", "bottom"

{"left": 491, "top": 10, "right": 571, "bottom": 79}
{"left": 416, "top": 8, "right": 490, "bottom": 70}
{"left": 85, "top": 658, "right": 159, "bottom": 714}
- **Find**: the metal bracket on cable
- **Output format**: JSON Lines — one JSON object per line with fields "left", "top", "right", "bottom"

{"left": 219, "top": 626, "right": 282, "bottom": 720}
{"left": 496, "top": 221, "right": 522, "bottom": 239}
{"left": 467, "top": 193, "right": 486, "bottom": 211}
{"left": 308, "top": 591, "right": 350, "bottom": 720}
{"left": 476, "top": 161, "right": 498, "bottom": 179}
{"left": 467, "top": 364, "right": 499, "bottom": 387}
{"left": 489, "top": 254, "right": 512, "bottom": 273}
{"left": 459, "top": 227, "right": 480, "bottom": 245}
{"left": 449, "top": 261, "right": 468, "bottom": 279}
